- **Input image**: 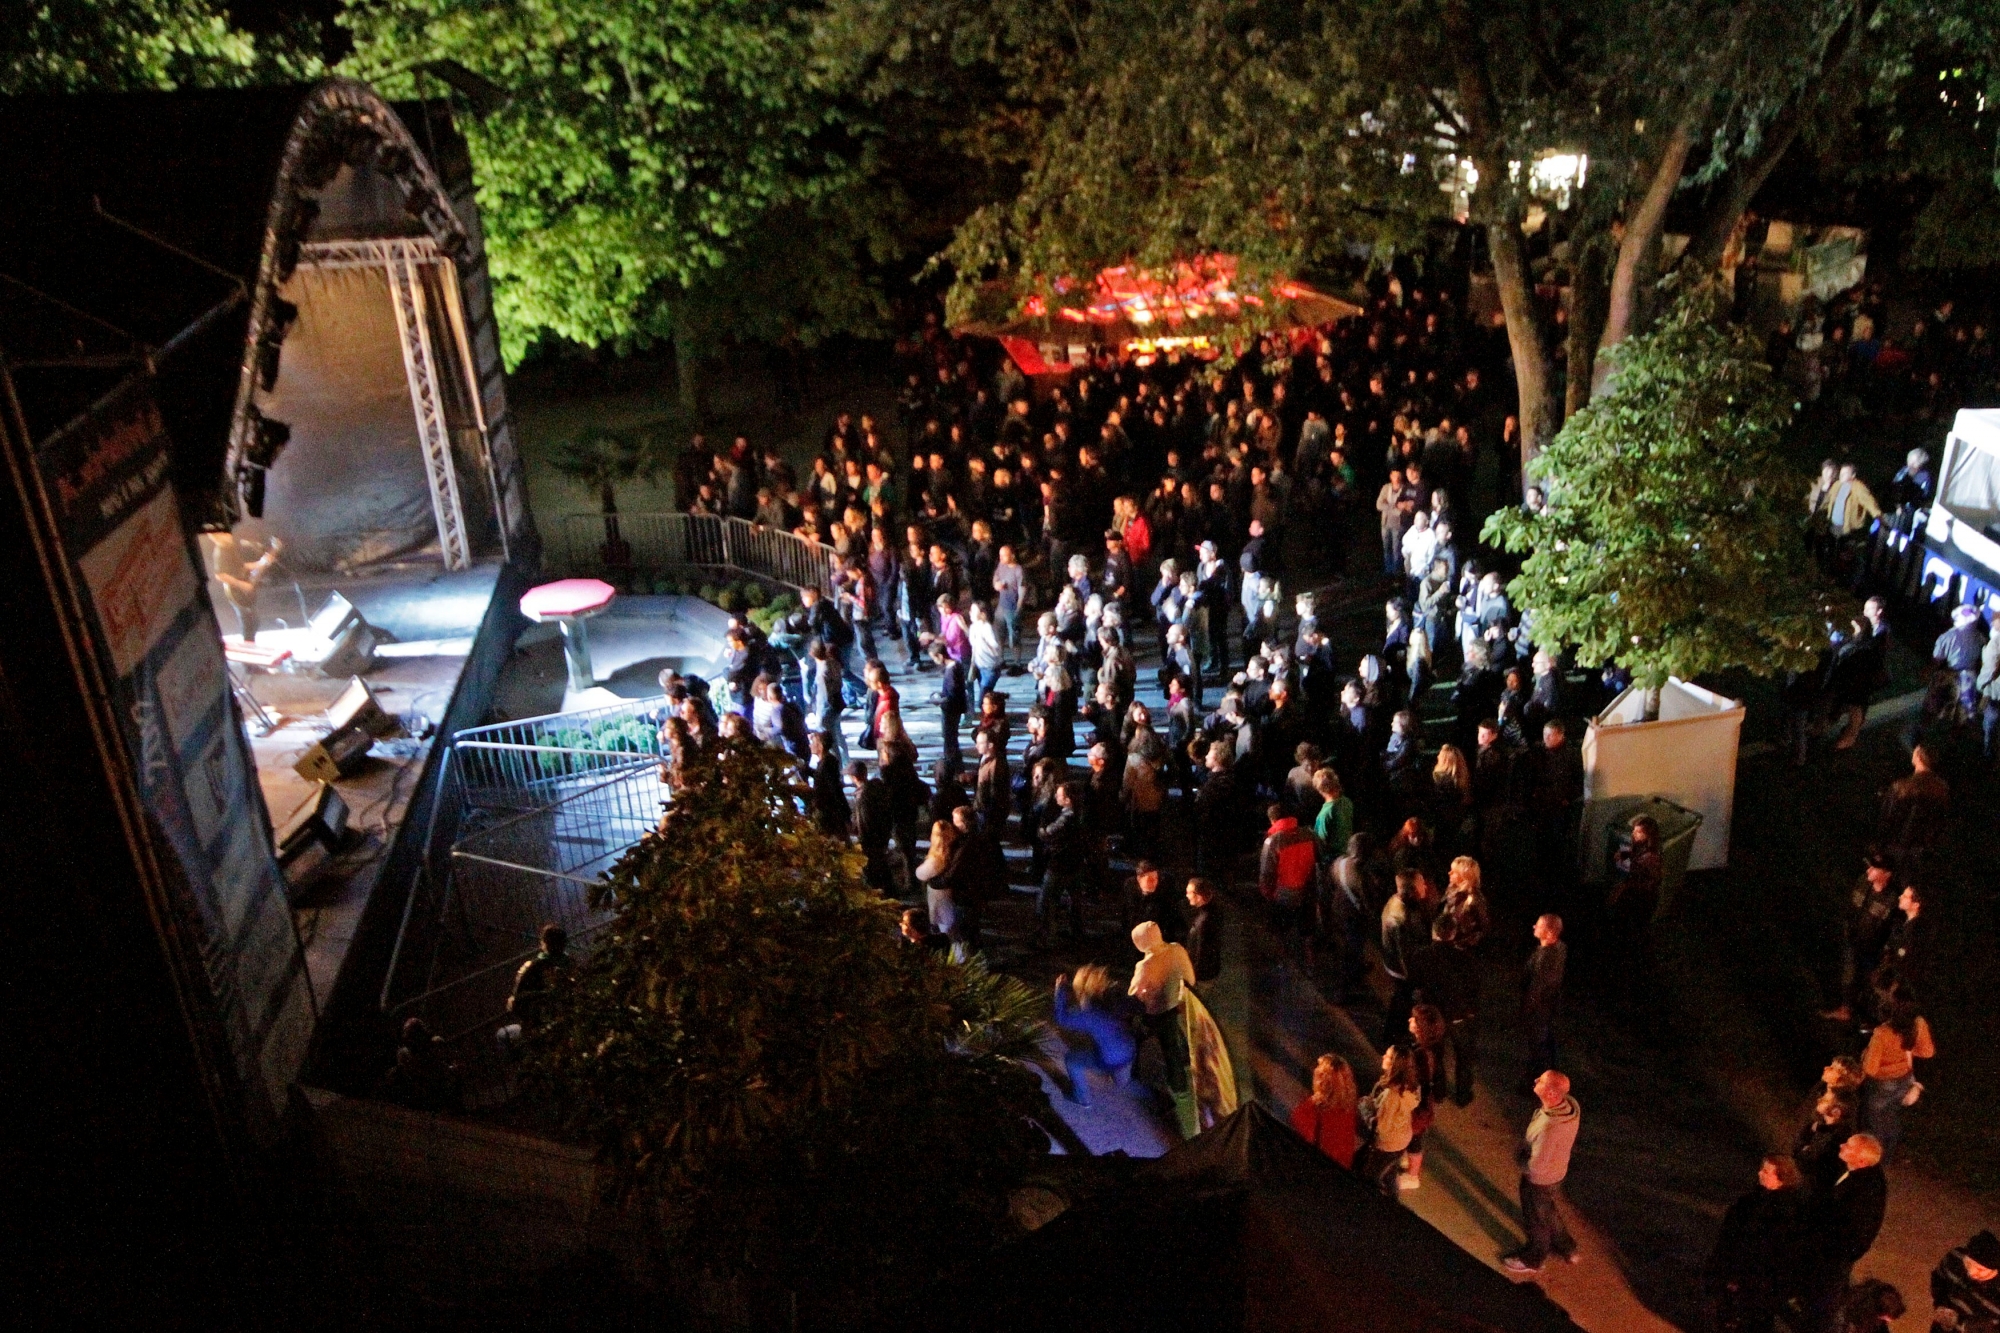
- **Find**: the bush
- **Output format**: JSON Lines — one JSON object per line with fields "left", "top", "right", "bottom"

{"left": 715, "top": 586, "right": 743, "bottom": 612}
{"left": 522, "top": 741, "right": 1052, "bottom": 1327}
{"left": 743, "top": 582, "right": 769, "bottom": 608}
{"left": 698, "top": 584, "right": 720, "bottom": 604}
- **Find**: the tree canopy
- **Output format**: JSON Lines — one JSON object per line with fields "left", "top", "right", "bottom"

{"left": 2, "top": 0, "right": 321, "bottom": 95}
{"left": 916, "top": 0, "right": 1999, "bottom": 458}
{"left": 1482, "top": 286, "right": 1835, "bottom": 689}
{"left": 521, "top": 738, "right": 1051, "bottom": 1324}
{"left": 341, "top": 0, "right": 898, "bottom": 366}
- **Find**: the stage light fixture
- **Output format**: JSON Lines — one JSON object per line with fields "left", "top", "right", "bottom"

{"left": 274, "top": 197, "right": 320, "bottom": 281}
{"left": 247, "top": 413, "right": 291, "bottom": 469}
{"left": 239, "top": 465, "right": 266, "bottom": 519}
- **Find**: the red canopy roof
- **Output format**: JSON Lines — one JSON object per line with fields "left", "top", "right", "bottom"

{"left": 960, "top": 255, "right": 1361, "bottom": 360}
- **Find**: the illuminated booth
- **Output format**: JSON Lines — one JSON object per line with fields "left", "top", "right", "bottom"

{"left": 956, "top": 255, "right": 1364, "bottom": 375}
{"left": 0, "top": 81, "right": 535, "bottom": 1172}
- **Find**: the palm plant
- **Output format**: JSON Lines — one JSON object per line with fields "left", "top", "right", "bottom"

{"left": 548, "top": 425, "right": 655, "bottom": 565}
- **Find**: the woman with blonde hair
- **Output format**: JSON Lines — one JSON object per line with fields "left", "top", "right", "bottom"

{"left": 1431, "top": 743, "right": 1474, "bottom": 854}
{"left": 1406, "top": 626, "right": 1435, "bottom": 710}
{"left": 1442, "top": 854, "right": 1491, "bottom": 948}
{"left": 1053, "top": 964, "right": 1137, "bottom": 1106}
{"left": 1291, "top": 1053, "right": 1360, "bottom": 1168}
{"left": 915, "top": 817, "right": 961, "bottom": 950}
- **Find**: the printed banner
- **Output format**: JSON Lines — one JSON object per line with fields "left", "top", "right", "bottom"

{"left": 39, "top": 377, "right": 313, "bottom": 1136}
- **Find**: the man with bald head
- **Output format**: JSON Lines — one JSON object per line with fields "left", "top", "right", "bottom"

{"left": 1504, "top": 1069, "right": 1581, "bottom": 1273}
{"left": 1804, "top": 1133, "right": 1888, "bottom": 1327}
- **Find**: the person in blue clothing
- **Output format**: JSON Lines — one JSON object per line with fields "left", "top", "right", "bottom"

{"left": 1053, "top": 964, "right": 1137, "bottom": 1106}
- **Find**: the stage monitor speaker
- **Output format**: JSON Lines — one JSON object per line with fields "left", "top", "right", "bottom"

{"left": 308, "top": 591, "right": 361, "bottom": 642}
{"left": 327, "top": 676, "right": 401, "bottom": 739}
{"left": 293, "top": 725, "right": 373, "bottom": 783}
{"left": 277, "top": 782, "right": 349, "bottom": 864}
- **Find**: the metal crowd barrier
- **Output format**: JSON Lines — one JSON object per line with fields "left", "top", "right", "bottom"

{"left": 557, "top": 511, "right": 835, "bottom": 593}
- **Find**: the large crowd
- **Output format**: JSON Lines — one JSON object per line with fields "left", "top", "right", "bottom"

{"left": 606, "top": 282, "right": 2000, "bottom": 1331}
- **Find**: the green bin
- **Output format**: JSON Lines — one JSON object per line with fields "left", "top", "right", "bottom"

{"left": 1580, "top": 795, "right": 1703, "bottom": 920}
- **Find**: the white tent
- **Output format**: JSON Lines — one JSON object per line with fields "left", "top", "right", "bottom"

{"left": 1581, "top": 678, "right": 1744, "bottom": 871}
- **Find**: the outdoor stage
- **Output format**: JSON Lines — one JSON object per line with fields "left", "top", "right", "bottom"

{"left": 224, "top": 559, "right": 507, "bottom": 1006}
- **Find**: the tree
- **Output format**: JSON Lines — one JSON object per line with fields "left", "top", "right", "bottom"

{"left": 522, "top": 738, "right": 1052, "bottom": 1326}
{"left": 2, "top": 0, "right": 322, "bottom": 95}
{"left": 911, "top": 0, "right": 1991, "bottom": 471}
{"left": 341, "top": 0, "right": 897, "bottom": 379}
{"left": 1481, "top": 286, "right": 1834, "bottom": 702}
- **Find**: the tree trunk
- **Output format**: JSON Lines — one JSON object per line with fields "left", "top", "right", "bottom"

{"left": 672, "top": 314, "right": 707, "bottom": 422}
{"left": 1565, "top": 229, "right": 1612, "bottom": 420}
{"left": 599, "top": 482, "right": 631, "bottom": 569}
{"left": 1595, "top": 126, "right": 1692, "bottom": 398}
{"left": 1442, "top": 0, "right": 1560, "bottom": 482}
{"left": 1488, "top": 218, "right": 1562, "bottom": 479}
{"left": 1642, "top": 684, "right": 1662, "bottom": 722}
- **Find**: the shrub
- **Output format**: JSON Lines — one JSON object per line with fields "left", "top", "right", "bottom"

{"left": 522, "top": 741, "right": 1052, "bottom": 1327}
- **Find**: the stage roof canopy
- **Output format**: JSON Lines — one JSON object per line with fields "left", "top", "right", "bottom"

{"left": 0, "top": 84, "right": 472, "bottom": 522}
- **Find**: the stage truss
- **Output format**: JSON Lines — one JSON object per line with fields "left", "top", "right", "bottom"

{"left": 299, "top": 237, "right": 475, "bottom": 570}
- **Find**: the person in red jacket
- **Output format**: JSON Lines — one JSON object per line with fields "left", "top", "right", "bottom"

{"left": 1260, "top": 802, "right": 1319, "bottom": 965}
{"left": 1291, "top": 1053, "right": 1359, "bottom": 1168}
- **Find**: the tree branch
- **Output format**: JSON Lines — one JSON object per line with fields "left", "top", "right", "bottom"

{"left": 1680, "top": 0, "right": 1880, "bottom": 272}
{"left": 1425, "top": 90, "right": 1468, "bottom": 143}
{"left": 1594, "top": 123, "right": 1692, "bottom": 397}
{"left": 1524, "top": 0, "right": 1570, "bottom": 96}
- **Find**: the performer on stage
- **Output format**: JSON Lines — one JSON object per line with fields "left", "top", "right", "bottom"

{"left": 202, "top": 532, "right": 283, "bottom": 640}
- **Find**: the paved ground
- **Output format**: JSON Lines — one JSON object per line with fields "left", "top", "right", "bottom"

{"left": 503, "top": 361, "right": 1998, "bottom": 1330}
{"left": 825, "top": 588, "right": 1995, "bottom": 1332}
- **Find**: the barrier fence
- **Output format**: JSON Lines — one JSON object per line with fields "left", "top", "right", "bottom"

{"left": 379, "top": 697, "right": 673, "bottom": 1103}
{"left": 557, "top": 511, "right": 835, "bottom": 593}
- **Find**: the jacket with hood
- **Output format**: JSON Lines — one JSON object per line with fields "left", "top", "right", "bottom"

{"left": 1129, "top": 921, "right": 1195, "bottom": 1016}
{"left": 1523, "top": 1095, "right": 1581, "bottom": 1186}
{"left": 1259, "top": 815, "right": 1318, "bottom": 904}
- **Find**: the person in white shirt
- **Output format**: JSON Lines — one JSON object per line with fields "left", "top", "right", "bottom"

{"left": 967, "top": 601, "right": 1002, "bottom": 700}
{"left": 1130, "top": 919, "right": 1196, "bottom": 1103}
{"left": 1401, "top": 511, "right": 1437, "bottom": 590}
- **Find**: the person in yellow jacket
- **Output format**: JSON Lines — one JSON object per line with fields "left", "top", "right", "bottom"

{"left": 1821, "top": 462, "right": 1883, "bottom": 538}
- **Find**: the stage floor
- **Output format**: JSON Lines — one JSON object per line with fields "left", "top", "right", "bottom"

{"left": 226, "top": 560, "right": 504, "bottom": 1006}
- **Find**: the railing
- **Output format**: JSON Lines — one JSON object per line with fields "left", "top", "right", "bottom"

{"left": 379, "top": 760, "right": 666, "bottom": 1107}
{"left": 452, "top": 695, "right": 666, "bottom": 803}
{"left": 1834, "top": 506, "right": 1932, "bottom": 605}
{"left": 381, "top": 697, "right": 672, "bottom": 1023}
{"left": 557, "top": 511, "right": 835, "bottom": 593}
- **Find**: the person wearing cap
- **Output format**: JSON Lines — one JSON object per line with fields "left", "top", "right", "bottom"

{"left": 1930, "top": 1229, "right": 2000, "bottom": 1332}
{"left": 1923, "top": 603, "right": 1987, "bottom": 735}
{"left": 1821, "top": 848, "right": 1899, "bottom": 1025}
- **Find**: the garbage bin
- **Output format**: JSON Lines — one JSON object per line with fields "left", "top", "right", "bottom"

{"left": 1593, "top": 796, "right": 1702, "bottom": 921}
